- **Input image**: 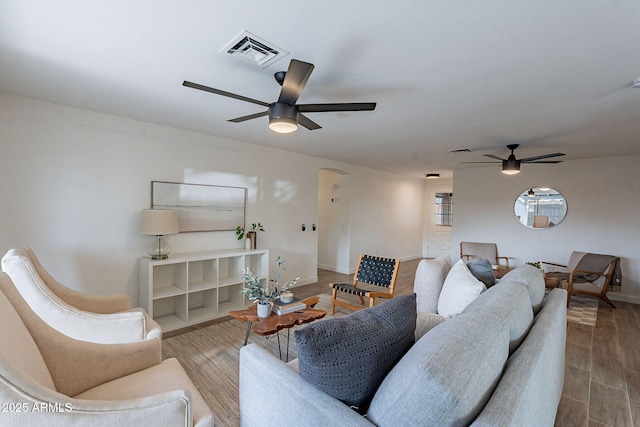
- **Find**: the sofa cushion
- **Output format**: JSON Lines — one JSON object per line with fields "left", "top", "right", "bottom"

{"left": 412, "top": 255, "right": 451, "bottom": 313}
{"left": 415, "top": 311, "right": 446, "bottom": 341}
{"left": 74, "top": 358, "right": 214, "bottom": 426}
{"left": 294, "top": 294, "right": 416, "bottom": 413}
{"left": 499, "top": 265, "right": 546, "bottom": 314}
{"left": 367, "top": 309, "right": 510, "bottom": 426}
{"left": 437, "top": 259, "right": 486, "bottom": 317}
{"left": 465, "top": 258, "right": 496, "bottom": 288}
{"left": 462, "top": 281, "right": 534, "bottom": 354}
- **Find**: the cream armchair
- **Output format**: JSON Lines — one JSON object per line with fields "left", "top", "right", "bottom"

{"left": 0, "top": 272, "right": 213, "bottom": 427}
{"left": 543, "top": 251, "right": 621, "bottom": 308}
{"left": 460, "top": 241, "right": 511, "bottom": 277}
{"left": 1, "top": 247, "right": 161, "bottom": 344}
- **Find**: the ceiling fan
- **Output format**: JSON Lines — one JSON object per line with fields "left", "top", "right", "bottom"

{"left": 461, "top": 144, "right": 566, "bottom": 174}
{"left": 183, "top": 59, "right": 376, "bottom": 134}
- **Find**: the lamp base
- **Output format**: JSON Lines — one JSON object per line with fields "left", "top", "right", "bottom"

{"left": 148, "top": 235, "right": 172, "bottom": 260}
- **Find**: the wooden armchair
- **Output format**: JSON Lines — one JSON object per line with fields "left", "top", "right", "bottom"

{"left": 460, "top": 242, "right": 510, "bottom": 277}
{"left": 329, "top": 254, "right": 400, "bottom": 314}
{"left": 543, "top": 251, "right": 620, "bottom": 308}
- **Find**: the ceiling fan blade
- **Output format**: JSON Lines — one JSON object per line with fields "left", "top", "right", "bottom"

{"left": 228, "top": 110, "right": 269, "bottom": 123}
{"left": 483, "top": 154, "right": 506, "bottom": 161}
{"left": 460, "top": 161, "right": 501, "bottom": 164}
{"left": 298, "top": 114, "right": 322, "bottom": 130}
{"left": 298, "top": 102, "right": 377, "bottom": 113}
{"left": 183, "top": 81, "right": 270, "bottom": 107}
{"left": 277, "top": 60, "right": 314, "bottom": 105}
{"left": 520, "top": 153, "right": 566, "bottom": 162}
{"left": 522, "top": 160, "right": 564, "bottom": 164}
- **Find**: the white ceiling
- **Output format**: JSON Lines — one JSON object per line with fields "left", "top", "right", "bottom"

{"left": 1, "top": 1, "right": 639, "bottom": 179}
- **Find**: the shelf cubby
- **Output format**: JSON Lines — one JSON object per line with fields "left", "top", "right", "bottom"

{"left": 139, "top": 249, "right": 268, "bottom": 332}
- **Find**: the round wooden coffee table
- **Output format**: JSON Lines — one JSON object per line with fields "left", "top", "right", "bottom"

{"left": 229, "top": 296, "right": 326, "bottom": 361}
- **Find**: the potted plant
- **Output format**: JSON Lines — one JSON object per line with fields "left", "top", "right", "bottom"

{"left": 235, "top": 222, "right": 265, "bottom": 249}
{"left": 240, "top": 256, "right": 299, "bottom": 318}
{"left": 525, "top": 261, "right": 542, "bottom": 269}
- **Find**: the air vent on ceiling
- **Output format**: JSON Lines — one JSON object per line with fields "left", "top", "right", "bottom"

{"left": 221, "top": 31, "right": 288, "bottom": 68}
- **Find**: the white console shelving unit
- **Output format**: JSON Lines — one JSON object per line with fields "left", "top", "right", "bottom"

{"left": 139, "top": 249, "right": 269, "bottom": 332}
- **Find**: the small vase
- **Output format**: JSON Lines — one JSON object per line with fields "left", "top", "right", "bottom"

{"left": 280, "top": 292, "right": 294, "bottom": 303}
{"left": 257, "top": 302, "right": 271, "bottom": 318}
{"left": 247, "top": 231, "right": 257, "bottom": 250}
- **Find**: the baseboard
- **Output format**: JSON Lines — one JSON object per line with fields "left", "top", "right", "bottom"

{"left": 317, "top": 263, "right": 350, "bottom": 274}
{"left": 608, "top": 294, "right": 640, "bottom": 305}
{"left": 401, "top": 254, "right": 424, "bottom": 262}
{"left": 295, "top": 276, "right": 319, "bottom": 287}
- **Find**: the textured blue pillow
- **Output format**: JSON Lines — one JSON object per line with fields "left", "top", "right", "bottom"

{"left": 294, "top": 294, "right": 416, "bottom": 413}
{"left": 466, "top": 258, "right": 496, "bottom": 288}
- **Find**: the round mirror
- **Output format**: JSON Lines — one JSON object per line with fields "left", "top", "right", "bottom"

{"left": 514, "top": 187, "right": 567, "bottom": 229}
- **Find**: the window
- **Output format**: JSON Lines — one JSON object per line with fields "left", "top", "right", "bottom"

{"left": 435, "top": 192, "right": 453, "bottom": 226}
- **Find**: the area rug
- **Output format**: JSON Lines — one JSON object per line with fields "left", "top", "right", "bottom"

{"left": 162, "top": 294, "right": 344, "bottom": 427}
{"left": 566, "top": 294, "right": 599, "bottom": 327}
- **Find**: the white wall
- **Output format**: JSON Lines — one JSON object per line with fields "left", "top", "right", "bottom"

{"left": 453, "top": 156, "right": 640, "bottom": 303}
{"left": 347, "top": 169, "right": 424, "bottom": 270}
{"left": 317, "top": 167, "right": 425, "bottom": 274}
{"left": 0, "top": 93, "right": 426, "bottom": 305}
{"left": 317, "top": 169, "right": 351, "bottom": 273}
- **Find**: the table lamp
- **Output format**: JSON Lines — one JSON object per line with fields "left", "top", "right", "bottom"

{"left": 140, "top": 209, "right": 179, "bottom": 259}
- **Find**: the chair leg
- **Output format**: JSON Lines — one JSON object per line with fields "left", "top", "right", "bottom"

{"left": 566, "top": 292, "right": 572, "bottom": 308}
{"left": 369, "top": 297, "right": 375, "bottom": 308}
{"left": 330, "top": 288, "right": 337, "bottom": 314}
{"left": 601, "top": 295, "right": 617, "bottom": 309}
{"left": 358, "top": 295, "right": 365, "bottom": 305}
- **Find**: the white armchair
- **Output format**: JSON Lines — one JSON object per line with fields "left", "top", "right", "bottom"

{"left": 0, "top": 271, "right": 213, "bottom": 427}
{"left": 1, "top": 247, "right": 161, "bottom": 343}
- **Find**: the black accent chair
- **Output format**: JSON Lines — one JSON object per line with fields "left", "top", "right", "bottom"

{"left": 329, "top": 254, "right": 400, "bottom": 314}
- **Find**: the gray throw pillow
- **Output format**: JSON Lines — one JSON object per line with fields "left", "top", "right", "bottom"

{"left": 294, "top": 294, "right": 417, "bottom": 413}
{"left": 466, "top": 258, "right": 496, "bottom": 288}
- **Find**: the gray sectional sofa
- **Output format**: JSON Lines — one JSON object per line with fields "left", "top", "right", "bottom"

{"left": 239, "top": 263, "right": 566, "bottom": 427}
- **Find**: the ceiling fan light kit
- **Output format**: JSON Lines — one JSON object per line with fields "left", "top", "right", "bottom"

{"left": 269, "top": 103, "right": 299, "bottom": 133}
{"left": 462, "top": 144, "right": 565, "bottom": 175}
{"left": 501, "top": 159, "right": 521, "bottom": 175}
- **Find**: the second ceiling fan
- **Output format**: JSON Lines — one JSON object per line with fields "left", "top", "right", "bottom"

{"left": 183, "top": 59, "right": 376, "bottom": 134}
{"left": 462, "top": 144, "right": 566, "bottom": 174}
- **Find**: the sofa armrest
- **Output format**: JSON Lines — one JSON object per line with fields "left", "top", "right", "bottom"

{"left": 239, "top": 344, "right": 371, "bottom": 427}
{"left": 128, "top": 308, "right": 163, "bottom": 340}
{"left": 1, "top": 381, "right": 198, "bottom": 427}
{"left": 471, "top": 288, "right": 567, "bottom": 427}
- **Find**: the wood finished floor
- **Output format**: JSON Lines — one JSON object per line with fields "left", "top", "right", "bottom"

{"left": 165, "top": 258, "right": 640, "bottom": 426}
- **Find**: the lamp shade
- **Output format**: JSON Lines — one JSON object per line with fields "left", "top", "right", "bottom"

{"left": 268, "top": 103, "right": 299, "bottom": 133}
{"left": 501, "top": 159, "right": 521, "bottom": 175}
{"left": 140, "top": 209, "right": 179, "bottom": 235}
